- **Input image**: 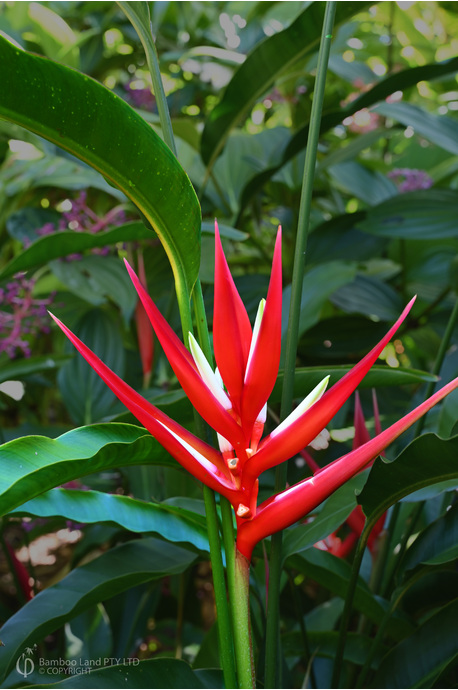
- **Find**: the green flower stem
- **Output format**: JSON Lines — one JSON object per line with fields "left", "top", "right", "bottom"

{"left": 264, "top": 4, "right": 336, "bottom": 687}
{"left": 118, "top": 1, "right": 177, "bottom": 156}
{"left": 331, "top": 520, "right": 373, "bottom": 689}
{"left": 193, "top": 285, "right": 241, "bottom": 688}
{"left": 416, "top": 295, "right": 458, "bottom": 435}
{"left": 113, "top": 8, "right": 239, "bottom": 685}
{"left": 233, "top": 549, "right": 256, "bottom": 689}
{"left": 202, "top": 486, "right": 238, "bottom": 689}
{"left": 356, "top": 566, "right": 431, "bottom": 689}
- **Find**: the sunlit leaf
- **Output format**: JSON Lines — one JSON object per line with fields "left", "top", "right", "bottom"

{"left": 0, "top": 538, "right": 196, "bottom": 684}
{"left": 11, "top": 488, "right": 210, "bottom": 552}
{"left": 358, "top": 434, "right": 458, "bottom": 524}
{"left": 0, "top": 35, "right": 201, "bottom": 299}
{"left": 0, "top": 222, "right": 151, "bottom": 281}
{"left": 0, "top": 423, "right": 178, "bottom": 517}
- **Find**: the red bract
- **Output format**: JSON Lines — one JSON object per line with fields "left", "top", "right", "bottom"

{"left": 313, "top": 391, "right": 386, "bottom": 559}
{"left": 50, "top": 225, "right": 458, "bottom": 561}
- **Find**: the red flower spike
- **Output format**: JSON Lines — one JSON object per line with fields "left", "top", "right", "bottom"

{"left": 213, "top": 221, "right": 253, "bottom": 414}
{"left": 246, "top": 297, "right": 416, "bottom": 480}
{"left": 49, "top": 313, "right": 240, "bottom": 500}
{"left": 236, "top": 375, "right": 458, "bottom": 560}
{"left": 241, "top": 228, "right": 282, "bottom": 436}
{"left": 51, "top": 230, "right": 458, "bottom": 564}
{"left": 134, "top": 252, "right": 154, "bottom": 387}
{"left": 372, "top": 388, "right": 382, "bottom": 437}
{"left": 352, "top": 391, "right": 371, "bottom": 450}
{"left": 124, "top": 259, "right": 247, "bottom": 453}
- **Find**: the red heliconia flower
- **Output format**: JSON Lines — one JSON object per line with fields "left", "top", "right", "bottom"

{"left": 50, "top": 223, "right": 458, "bottom": 561}
{"left": 134, "top": 251, "right": 154, "bottom": 388}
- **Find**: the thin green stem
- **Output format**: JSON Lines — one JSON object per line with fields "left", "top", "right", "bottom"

{"left": 288, "top": 571, "right": 316, "bottom": 689}
{"left": 416, "top": 295, "right": 458, "bottom": 435}
{"left": 203, "top": 486, "right": 238, "bottom": 689}
{"left": 118, "top": 2, "right": 177, "bottom": 156}
{"left": 192, "top": 284, "right": 240, "bottom": 687}
{"left": 381, "top": 501, "right": 424, "bottom": 599}
{"left": 356, "top": 566, "right": 433, "bottom": 689}
{"left": 264, "top": 4, "right": 336, "bottom": 687}
{"left": 331, "top": 520, "right": 372, "bottom": 688}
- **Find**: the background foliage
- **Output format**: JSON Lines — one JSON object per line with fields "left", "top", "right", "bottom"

{"left": 0, "top": 1, "right": 457, "bottom": 688}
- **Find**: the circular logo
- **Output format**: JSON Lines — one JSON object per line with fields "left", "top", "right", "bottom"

{"left": 16, "top": 653, "right": 35, "bottom": 679}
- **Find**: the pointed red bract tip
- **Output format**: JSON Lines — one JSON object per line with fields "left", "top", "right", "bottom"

{"left": 352, "top": 391, "right": 371, "bottom": 450}
{"left": 124, "top": 258, "right": 247, "bottom": 451}
{"left": 241, "top": 228, "right": 282, "bottom": 435}
{"left": 249, "top": 296, "right": 417, "bottom": 478}
{"left": 213, "top": 221, "right": 252, "bottom": 414}
{"left": 237, "top": 375, "right": 458, "bottom": 560}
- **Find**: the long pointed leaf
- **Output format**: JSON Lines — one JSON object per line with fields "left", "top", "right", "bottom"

{"left": 0, "top": 423, "right": 178, "bottom": 517}
{"left": 0, "top": 36, "right": 201, "bottom": 298}
{"left": 10, "top": 488, "right": 210, "bottom": 552}
{"left": 201, "top": 2, "right": 370, "bottom": 167}
{"left": 0, "top": 538, "right": 195, "bottom": 683}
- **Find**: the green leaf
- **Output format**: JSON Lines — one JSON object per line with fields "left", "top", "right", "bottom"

{"left": 27, "top": 2, "right": 80, "bottom": 68}
{"left": 358, "top": 434, "right": 458, "bottom": 524}
{"left": 401, "top": 501, "right": 458, "bottom": 572}
{"left": 201, "top": 2, "right": 370, "bottom": 167}
{"left": 65, "top": 604, "right": 113, "bottom": 666}
{"left": 0, "top": 222, "right": 151, "bottom": 281}
{"left": 271, "top": 366, "right": 437, "bottom": 404}
{"left": 57, "top": 310, "right": 126, "bottom": 425}
{"left": 201, "top": 221, "right": 248, "bottom": 241}
{"left": 0, "top": 354, "right": 71, "bottom": 384}
{"left": 0, "top": 35, "right": 201, "bottom": 298}
{"left": 330, "top": 274, "right": 403, "bottom": 322}
{"left": 281, "top": 262, "right": 358, "bottom": 346}
{"left": 2, "top": 153, "right": 127, "bottom": 198}
{"left": 282, "top": 475, "right": 367, "bottom": 560}
{"left": 0, "top": 423, "right": 179, "bottom": 517}
{"left": 375, "top": 101, "right": 458, "bottom": 155}
{"left": 283, "top": 630, "right": 386, "bottom": 668}
{"left": 52, "top": 257, "right": 137, "bottom": 322}
{"left": 369, "top": 598, "right": 458, "bottom": 689}
{"left": 11, "top": 488, "right": 210, "bottom": 552}
{"left": 287, "top": 549, "right": 412, "bottom": 640}
{"left": 239, "top": 56, "right": 458, "bottom": 210}
{"left": 356, "top": 190, "right": 458, "bottom": 239}
{"left": 0, "top": 538, "right": 196, "bottom": 684}
{"left": 328, "top": 162, "right": 397, "bottom": 205}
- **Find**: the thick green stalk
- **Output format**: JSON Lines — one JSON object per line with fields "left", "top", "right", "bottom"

{"left": 202, "top": 486, "right": 238, "bottom": 689}
{"left": 233, "top": 550, "right": 256, "bottom": 689}
{"left": 264, "top": 4, "right": 337, "bottom": 687}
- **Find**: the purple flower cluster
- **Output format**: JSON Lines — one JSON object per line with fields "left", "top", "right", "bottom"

{"left": 124, "top": 82, "right": 156, "bottom": 111}
{"left": 388, "top": 168, "right": 433, "bottom": 193}
{"left": 36, "top": 191, "right": 127, "bottom": 260}
{"left": 0, "top": 274, "right": 54, "bottom": 358}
